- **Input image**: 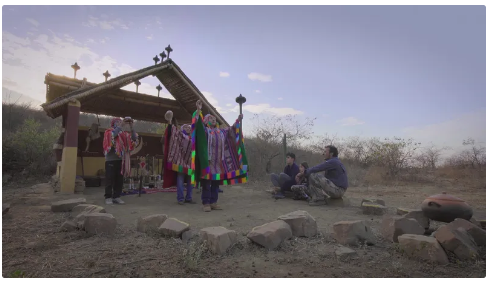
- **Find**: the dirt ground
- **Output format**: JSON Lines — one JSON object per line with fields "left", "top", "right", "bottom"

{"left": 2, "top": 179, "right": 486, "bottom": 278}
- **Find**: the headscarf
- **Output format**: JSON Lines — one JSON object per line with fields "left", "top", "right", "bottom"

{"left": 181, "top": 124, "right": 190, "bottom": 136}
{"left": 111, "top": 117, "right": 122, "bottom": 128}
{"left": 202, "top": 114, "right": 225, "bottom": 161}
{"left": 203, "top": 114, "right": 219, "bottom": 128}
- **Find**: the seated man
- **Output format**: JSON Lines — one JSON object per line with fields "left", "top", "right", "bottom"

{"left": 271, "top": 152, "right": 300, "bottom": 199}
{"left": 305, "top": 145, "right": 348, "bottom": 205}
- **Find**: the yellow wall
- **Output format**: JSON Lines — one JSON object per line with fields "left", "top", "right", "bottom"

{"left": 76, "top": 157, "right": 164, "bottom": 177}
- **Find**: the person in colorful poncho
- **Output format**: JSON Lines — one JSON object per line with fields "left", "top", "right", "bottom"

{"left": 193, "top": 100, "right": 246, "bottom": 212}
{"left": 162, "top": 110, "right": 196, "bottom": 205}
{"left": 102, "top": 117, "right": 138, "bottom": 205}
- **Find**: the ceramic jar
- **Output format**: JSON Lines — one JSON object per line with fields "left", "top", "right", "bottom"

{"left": 421, "top": 192, "right": 473, "bottom": 223}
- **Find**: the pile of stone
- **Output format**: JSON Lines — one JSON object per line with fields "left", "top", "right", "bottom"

{"left": 246, "top": 210, "right": 317, "bottom": 250}
{"left": 136, "top": 214, "right": 237, "bottom": 255}
{"left": 52, "top": 198, "right": 117, "bottom": 236}
{"left": 361, "top": 198, "right": 388, "bottom": 215}
{"left": 380, "top": 206, "right": 486, "bottom": 264}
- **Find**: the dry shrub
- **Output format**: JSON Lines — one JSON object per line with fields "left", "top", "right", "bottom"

{"left": 363, "top": 166, "right": 388, "bottom": 186}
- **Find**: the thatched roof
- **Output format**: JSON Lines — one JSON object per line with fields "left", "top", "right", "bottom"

{"left": 41, "top": 59, "right": 230, "bottom": 127}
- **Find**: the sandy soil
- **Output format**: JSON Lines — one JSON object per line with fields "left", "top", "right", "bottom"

{"left": 2, "top": 180, "right": 486, "bottom": 278}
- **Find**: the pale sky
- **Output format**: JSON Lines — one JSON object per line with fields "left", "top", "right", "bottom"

{"left": 2, "top": 5, "right": 486, "bottom": 154}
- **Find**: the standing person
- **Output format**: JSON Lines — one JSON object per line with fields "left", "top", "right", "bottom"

{"left": 162, "top": 111, "right": 195, "bottom": 205}
{"left": 193, "top": 100, "right": 245, "bottom": 212}
{"left": 291, "top": 161, "right": 310, "bottom": 201}
{"left": 175, "top": 124, "right": 195, "bottom": 205}
{"left": 305, "top": 145, "right": 348, "bottom": 205}
{"left": 271, "top": 153, "right": 300, "bottom": 199}
{"left": 102, "top": 117, "right": 138, "bottom": 205}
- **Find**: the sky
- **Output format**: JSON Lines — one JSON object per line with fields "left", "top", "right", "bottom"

{"left": 2, "top": 5, "right": 486, "bottom": 155}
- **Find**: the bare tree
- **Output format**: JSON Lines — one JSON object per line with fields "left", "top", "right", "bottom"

{"left": 249, "top": 114, "right": 315, "bottom": 173}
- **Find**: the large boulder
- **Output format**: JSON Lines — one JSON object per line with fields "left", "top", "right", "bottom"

{"left": 277, "top": 210, "right": 317, "bottom": 237}
{"left": 434, "top": 225, "right": 479, "bottom": 260}
{"left": 51, "top": 198, "right": 86, "bottom": 212}
{"left": 361, "top": 198, "right": 385, "bottom": 207}
{"left": 447, "top": 218, "right": 486, "bottom": 246}
{"left": 137, "top": 214, "right": 168, "bottom": 233}
{"left": 403, "top": 210, "right": 430, "bottom": 230}
{"left": 200, "top": 227, "right": 238, "bottom": 255}
{"left": 333, "top": 220, "right": 376, "bottom": 246}
{"left": 73, "top": 205, "right": 106, "bottom": 229}
{"left": 361, "top": 202, "right": 388, "bottom": 215}
{"left": 247, "top": 220, "right": 292, "bottom": 250}
{"left": 158, "top": 218, "right": 190, "bottom": 238}
{"left": 398, "top": 234, "right": 449, "bottom": 264}
{"left": 84, "top": 213, "right": 117, "bottom": 235}
{"left": 72, "top": 204, "right": 105, "bottom": 217}
{"left": 382, "top": 216, "right": 425, "bottom": 243}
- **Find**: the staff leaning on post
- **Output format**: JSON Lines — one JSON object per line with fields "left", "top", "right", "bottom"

{"left": 102, "top": 117, "right": 138, "bottom": 205}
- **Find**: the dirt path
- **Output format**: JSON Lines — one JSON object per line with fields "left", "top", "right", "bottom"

{"left": 2, "top": 181, "right": 486, "bottom": 278}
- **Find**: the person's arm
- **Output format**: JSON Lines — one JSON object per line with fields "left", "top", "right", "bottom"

{"left": 306, "top": 160, "right": 334, "bottom": 176}
{"left": 282, "top": 164, "right": 300, "bottom": 190}
{"left": 295, "top": 172, "right": 303, "bottom": 185}
{"left": 129, "top": 123, "right": 137, "bottom": 142}
{"left": 112, "top": 126, "right": 123, "bottom": 138}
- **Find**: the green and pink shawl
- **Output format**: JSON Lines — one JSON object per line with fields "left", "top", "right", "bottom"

{"left": 190, "top": 111, "right": 249, "bottom": 186}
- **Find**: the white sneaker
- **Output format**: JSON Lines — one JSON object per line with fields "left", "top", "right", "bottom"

{"left": 112, "top": 198, "right": 125, "bottom": 204}
{"left": 105, "top": 198, "right": 113, "bottom": 205}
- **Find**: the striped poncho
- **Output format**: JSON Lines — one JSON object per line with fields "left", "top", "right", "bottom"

{"left": 162, "top": 125, "right": 193, "bottom": 188}
{"left": 190, "top": 111, "right": 249, "bottom": 186}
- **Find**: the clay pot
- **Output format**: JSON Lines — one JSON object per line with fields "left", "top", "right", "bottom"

{"left": 421, "top": 192, "right": 473, "bottom": 223}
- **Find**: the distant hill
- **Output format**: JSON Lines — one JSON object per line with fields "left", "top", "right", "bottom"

{"left": 2, "top": 87, "right": 43, "bottom": 108}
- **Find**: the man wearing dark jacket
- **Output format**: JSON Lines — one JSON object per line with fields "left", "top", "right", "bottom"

{"left": 271, "top": 152, "right": 300, "bottom": 199}
{"left": 305, "top": 145, "right": 348, "bottom": 205}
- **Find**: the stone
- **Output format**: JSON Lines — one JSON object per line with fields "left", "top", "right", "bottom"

{"left": 51, "top": 198, "right": 87, "bottom": 212}
{"left": 84, "top": 213, "right": 117, "bottom": 235}
{"left": 277, "top": 210, "right": 318, "bottom": 237}
{"left": 335, "top": 245, "right": 357, "bottom": 260}
{"left": 73, "top": 205, "right": 107, "bottom": 229}
{"left": 361, "top": 202, "right": 388, "bottom": 215}
{"left": 247, "top": 220, "right": 293, "bottom": 250}
{"left": 158, "top": 218, "right": 190, "bottom": 238}
{"left": 325, "top": 197, "right": 351, "bottom": 207}
{"left": 398, "top": 234, "right": 449, "bottom": 264}
{"left": 382, "top": 216, "right": 425, "bottom": 243}
{"left": 182, "top": 230, "right": 201, "bottom": 246}
{"left": 434, "top": 225, "right": 479, "bottom": 260}
{"left": 200, "top": 226, "right": 238, "bottom": 255}
{"left": 61, "top": 220, "right": 78, "bottom": 232}
{"left": 3, "top": 203, "right": 10, "bottom": 215}
{"left": 396, "top": 207, "right": 415, "bottom": 216}
{"left": 446, "top": 218, "right": 486, "bottom": 247}
{"left": 333, "top": 220, "right": 376, "bottom": 246}
{"left": 22, "top": 196, "right": 52, "bottom": 206}
{"left": 403, "top": 210, "right": 430, "bottom": 230}
{"left": 361, "top": 198, "right": 385, "bottom": 207}
{"left": 137, "top": 214, "right": 168, "bottom": 233}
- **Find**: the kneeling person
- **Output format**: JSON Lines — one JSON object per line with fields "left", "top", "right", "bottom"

{"left": 305, "top": 145, "right": 348, "bottom": 205}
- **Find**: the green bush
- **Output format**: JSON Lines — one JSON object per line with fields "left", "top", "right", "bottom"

{"left": 3, "top": 118, "right": 60, "bottom": 176}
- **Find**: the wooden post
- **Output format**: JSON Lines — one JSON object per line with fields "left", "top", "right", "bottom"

{"left": 60, "top": 99, "right": 80, "bottom": 193}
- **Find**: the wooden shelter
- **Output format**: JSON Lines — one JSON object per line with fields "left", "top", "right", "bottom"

{"left": 41, "top": 50, "right": 230, "bottom": 193}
